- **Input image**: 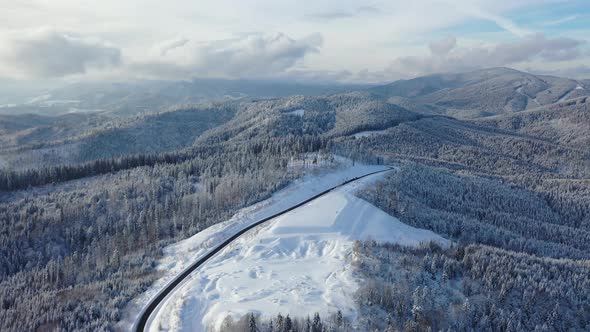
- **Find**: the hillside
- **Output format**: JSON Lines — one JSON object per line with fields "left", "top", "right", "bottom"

{"left": 5, "top": 68, "right": 588, "bottom": 171}
{"left": 0, "top": 103, "right": 237, "bottom": 169}
{"left": 370, "top": 67, "right": 590, "bottom": 118}
{"left": 195, "top": 92, "right": 423, "bottom": 146}
{"left": 474, "top": 96, "right": 590, "bottom": 150}
{"left": 1, "top": 68, "right": 590, "bottom": 332}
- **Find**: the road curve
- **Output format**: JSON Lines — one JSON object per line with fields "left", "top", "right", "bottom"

{"left": 133, "top": 167, "right": 393, "bottom": 332}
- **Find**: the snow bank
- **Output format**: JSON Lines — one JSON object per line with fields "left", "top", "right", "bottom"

{"left": 286, "top": 109, "right": 305, "bottom": 117}
{"left": 352, "top": 130, "right": 387, "bottom": 138}
{"left": 144, "top": 168, "right": 448, "bottom": 332}
{"left": 117, "top": 162, "right": 390, "bottom": 330}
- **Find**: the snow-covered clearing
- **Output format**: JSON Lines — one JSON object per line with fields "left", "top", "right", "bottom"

{"left": 352, "top": 130, "right": 387, "bottom": 138}
{"left": 558, "top": 92, "right": 572, "bottom": 103}
{"left": 286, "top": 153, "right": 336, "bottom": 169}
{"left": 133, "top": 164, "right": 448, "bottom": 332}
{"left": 65, "top": 107, "right": 103, "bottom": 114}
{"left": 516, "top": 86, "right": 540, "bottom": 107}
{"left": 118, "top": 161, "right": 390, "bottom": 330}
{"left": 286, "top": 109, "right": 305, "bottom": 117}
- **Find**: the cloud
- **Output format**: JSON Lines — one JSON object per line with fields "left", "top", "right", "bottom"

{"left": 305, "top": 5, "right": 381, "bottom": 21}
{"left": 386, "top": 33, "right": 585, "bottom": 78}
{"left": 541, "top": 15, "right": 578, "bottom": 27}
{"left": 158, "top": 37, "right": 190, "bottom": 56}
{"left": 0, "top": 29, "right": 121, "bottom": 78}
{"left": 132, "top": 32, "right": 323, "bottom": 79}
{"left": 429, "top": 36, "right": 457, "bottom": 56}
{"left": 448, "top": 0, "right": 532, "bottom": 37}
{"left": 529, "top": 65, "right": 590, "bottom": 79}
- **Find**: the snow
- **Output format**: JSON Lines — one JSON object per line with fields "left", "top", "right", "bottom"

{"left": 138, "top": 166, "right": 448, "bottom": 332}
{"left": 286, "top": 109, "right": 305, "bottom": 117}
{"left": 117, "top": 161, "right": 391, "bottom": 330}
{"left": 352, "top": 130, "right": 387, "bottom": 138}
{"left": 557, "top": 86, "right": 585, "bottom": 103}
{"left": 65, "top": 107, "right": 103, "bottom": 114}
{"left": 25, "top": 94, "right": 81, "bottom": 107}
{"left": 286, "top": 153, "right": 336, "bottom": 169}
{"left": 558, "top": 92, "right": 572, "bottom": 103}
{"left": 516, "top": 86, "right": 541, "bottom": 107}
{"left": 26, "top": 94, "right": 52, "bottom": 104}
{"left": 40, "top": 99, "right": 80, "bottom": 106}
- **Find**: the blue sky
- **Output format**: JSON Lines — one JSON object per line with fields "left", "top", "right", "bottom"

{"left": 0, "top": 0, "right": 588, "bottom": 83}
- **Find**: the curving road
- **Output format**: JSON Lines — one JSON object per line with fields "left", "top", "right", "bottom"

{"left": 133, "top": 167, "right": 393, "bottom": 332}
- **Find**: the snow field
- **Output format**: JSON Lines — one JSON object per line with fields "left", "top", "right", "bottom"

{"left": 352, "top": 130, "right": 387, "bottom": 138}
{"left": 147, "top": 167, "right": 448, "bottom": 331}
{"left": 118, "top": 162, "right": 390, "bottom": 330}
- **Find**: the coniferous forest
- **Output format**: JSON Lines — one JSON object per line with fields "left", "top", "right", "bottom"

{"left": 1, "top": 68, "right": 590, "bottom": 331}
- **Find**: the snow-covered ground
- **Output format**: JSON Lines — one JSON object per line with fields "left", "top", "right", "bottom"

{"left": 352, "top": 130, "right": 387, "bottom": 138}
{"left": 117, "top": 161, "right": 391, "bottom": 330}
{"left": 286, "top": 109, "right": 305, "bottom": 117}
{"left": 128, "top": 163, "right": 448, "bottom": 332}
{"left": 516, "top": 86, "right": 541, "bottom": 107}
{"left": 65, "top": 107, "right": 103, "bottom": 114}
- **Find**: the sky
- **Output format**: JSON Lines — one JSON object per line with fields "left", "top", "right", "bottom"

{"left": 0, "top": 0, "right": 589, "bottom": 84}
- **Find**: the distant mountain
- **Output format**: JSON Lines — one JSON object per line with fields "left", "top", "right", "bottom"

{"left": 194, "top": 92, "right": 423, "bottom": 146}
{"left": 370, "top": 67, "right": 590, "bottom": 118}
{"left": 0, "top": 103, "right": 237, "bottom": 169}
{"left": 475, "top": 96, "right": 590, "bottom": 150}
{"left": 0, "top": 112, "right": 108, "bottom": 149}
{"left": 3, "top": 68, "right": 589, "bottom": 170}
{"left": 0, "top": 78, "right": 367, "bottom": 117}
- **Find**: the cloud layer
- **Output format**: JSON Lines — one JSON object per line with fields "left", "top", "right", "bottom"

{"left": 132, "top": 32, "right": 323, "bottom": 79}
{"left": 0, "top": 30, "right": 323, "bottom": 81}
{"left": 0, "top": 29, "right": 121, "bottom": 78}
{"left": 0, "top": 1, "right": 588, "bottom": 83}
{"left": 386, "top": 33, "right": 586, "bottom": 78}
{"left": 0, "top": 29, "right": 586, "bottom": 83}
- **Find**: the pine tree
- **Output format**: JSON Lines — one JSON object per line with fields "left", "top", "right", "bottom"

{"left": 305, "top": 316, "right": 312, "bottom": 332}
{"left": 249, "top": 313, "right": 258, "bottom": 332}
{"left": 284, "top": 315, "right": 292, "bottom": 332}
{"left": 335, "top": 310, "right": 343, "bottom": 328}
{"left": 312, "top": 313, "right": 322, "bottom": 332}
{"left": 277, "top": 313, "right": 284, "bottom": 332}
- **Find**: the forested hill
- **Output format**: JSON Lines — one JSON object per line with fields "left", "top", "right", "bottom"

{"left": 1, "top": 67, "right": 590, "bottom": 331}
{"left": 370, "top": 67, "right": 590, "bottom": 118}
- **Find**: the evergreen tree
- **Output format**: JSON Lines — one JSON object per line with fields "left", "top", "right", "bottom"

{"left": 312, "top": 313, "right": 322, "bottom": 332}
{"left": 249, "top": 313, "right": 258, "bottom": 332}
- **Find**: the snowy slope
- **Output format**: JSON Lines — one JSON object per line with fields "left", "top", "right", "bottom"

{"left": 286, "top": 109, "right": 305, "bottom": 117}
{"left": 352, "top": 130, "right": 387, "bottom": 138}
{"left": 145, "top": 170, "right": 448, "bottom": 331}
{"left": 118, "top": 161, "right": 390, "bottom": 330}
